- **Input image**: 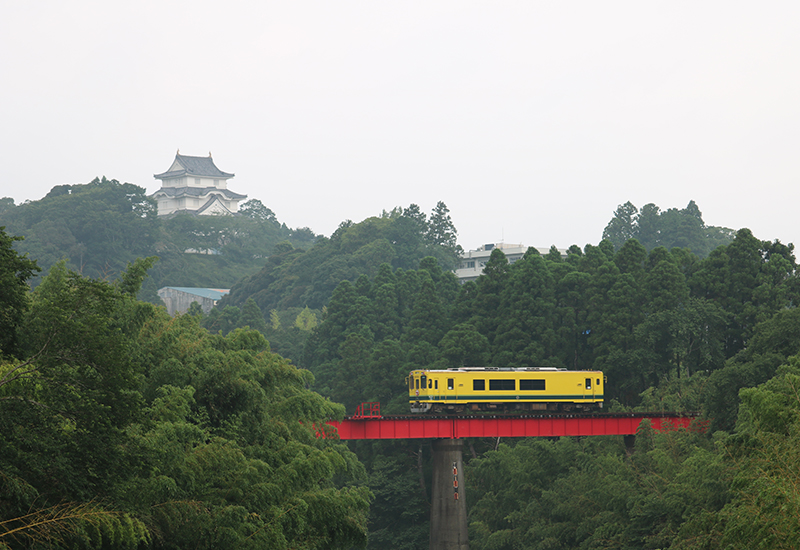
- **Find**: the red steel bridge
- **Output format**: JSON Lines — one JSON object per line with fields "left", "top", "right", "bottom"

{"left": 323, "top": 402, "right": 702, "bottom": 440}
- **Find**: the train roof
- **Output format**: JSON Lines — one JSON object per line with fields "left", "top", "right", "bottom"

{"left": 412, "top": 367, "right": 603, "bottom": 373}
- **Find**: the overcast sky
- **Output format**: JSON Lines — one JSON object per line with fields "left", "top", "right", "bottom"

{"left": 1, "top": 1, "right": 798, "bottom": 251}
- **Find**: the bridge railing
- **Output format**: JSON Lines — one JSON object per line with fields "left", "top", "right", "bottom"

{"left": 353, "top": 402, "right": 382, "bottom": 419}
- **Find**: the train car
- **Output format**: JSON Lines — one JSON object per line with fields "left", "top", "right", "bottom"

{"left": 406, "top": 367, "right": 605, "bottom": 413}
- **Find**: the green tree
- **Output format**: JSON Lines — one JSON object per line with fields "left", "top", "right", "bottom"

{"left": 439, "top": 323, "right": 490, "bottom": 367}
{"left": 295, "top": 307, "right": 318, "bottom": 331}
{"left": 238, "top": 198, "right": 277, "bottom": 222}
{"left": 602, "top": 201, "right": 638, "bottom": 250}
{"left": 0, "top": 227, "right": 39, "bottom": 358}
{"left": 239, "top": 298, "right": 268, "bottom": 332}
{"left": 424, "top": 201, "right": 462, "bottom": 269}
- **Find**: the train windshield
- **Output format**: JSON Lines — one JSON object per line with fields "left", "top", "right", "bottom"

{"left": 421, "top": 374, "right": 427, "bottom": 390}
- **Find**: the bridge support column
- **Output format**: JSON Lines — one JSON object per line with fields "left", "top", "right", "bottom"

{"left": 430, "top": 439, "right": 469, "bottom": 550}
{"left": 624, "top": 434, "right": 636, "bottom": 456}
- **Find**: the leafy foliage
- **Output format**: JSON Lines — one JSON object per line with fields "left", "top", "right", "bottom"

{"left": 220, "top": 203, "right": 463, "bottom": 315}
{"left": 0, "top": 227, "right": 39, "bottom": 358}
{"left": 0, "top": 260, "right": 371, "bottom": 549}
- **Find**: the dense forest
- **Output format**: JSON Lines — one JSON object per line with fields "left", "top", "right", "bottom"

{"left": 3, "top": 190, "right": 800, "bottom": 549}
{"left": 197, "top": 202, "right": 463, "bottom": 363}
{"left": 218, "top": 202, "right": 463, "bottom": 313}
{"left": 0, "top": 234, "right": 370, "bottom": 549}
{"left": 289, "top": 227, "right": 800, "bottom": 549}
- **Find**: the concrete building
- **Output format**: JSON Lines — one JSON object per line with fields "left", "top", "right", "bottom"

{"left": 455, "top": 243, "right": 568, "bottom": 283}
{"left": 157, "top": 287, "right": 230, "bottom": 315}
{"left": 151, "top": 151, "right": 247, "bottom": 216}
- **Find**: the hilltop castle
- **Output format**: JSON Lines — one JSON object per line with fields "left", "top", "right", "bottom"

{"left": 151, "top": 151, "right": 247, "bottom": 216}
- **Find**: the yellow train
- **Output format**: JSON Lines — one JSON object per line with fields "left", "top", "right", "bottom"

{"left": 407, "top": 367, "right": 605, "bottom": 413}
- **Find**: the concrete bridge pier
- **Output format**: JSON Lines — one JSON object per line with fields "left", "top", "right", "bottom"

{"left": 430, "top": 439, "right": 469, "bottom": 550}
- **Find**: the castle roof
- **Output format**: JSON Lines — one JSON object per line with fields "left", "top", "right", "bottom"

{"left": 151, "top": 186, "right": 247, "bottom": 200}
{"left": 154, "top": 153, "right": 235, "bottom": 180}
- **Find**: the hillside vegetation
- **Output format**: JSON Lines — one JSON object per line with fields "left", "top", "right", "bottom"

{"left": 3, "top": 192, "right": 800, "bottom": 549}
{"left": 296, "top": 229, "right": 800, "bottom": 549}
{"left": 603, "top": 200, "right": 735, "bottom": 256}
{"left": 219, "top": 202, "right": 462, "bottom": 313}
{"left": 0, "top": 237, "right": 370, "bottom": 549}
{"left": 0, "top": 178, "right": 316, "bottom": 302}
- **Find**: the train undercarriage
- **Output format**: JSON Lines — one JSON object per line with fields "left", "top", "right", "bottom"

{"left": 411, "top": 401, "right": 603, "bottom": 414}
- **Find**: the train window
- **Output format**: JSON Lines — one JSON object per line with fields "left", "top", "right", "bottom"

{"left": 489, "top": 379, "right": 515, "bottom": 391}
{"left": 585, "top": 378, "right": 591, "bottom": 390}
{"left": 409, "top": 377, "right": 413, "bottom": 390}
{"left": 415, "top": 378, "right": 419, "bottom": 390}
{"left": 520, "top": 379, "right": 545, "bottom": 391}
{"left": 473, "top": 379, "right": 485, "bottom": 391}
{"left": 447, "top": 378, "right": 454, "bottom": 390}
{"left": 421, "top": 375, "right": 427, "bottom": 389}
{"left": 596, "top": 378, "right": 600, "bottom": 386}
{"left": 429, "top": 379, "right": 433, "bottom": 389}
{"left": 435, "top": 380, "right": 438, "bottom": 390}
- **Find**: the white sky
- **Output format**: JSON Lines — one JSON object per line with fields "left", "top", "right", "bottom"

{"left": 1, "top": 1, "right": 798, "bottom": 251}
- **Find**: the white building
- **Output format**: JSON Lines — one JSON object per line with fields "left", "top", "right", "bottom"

{"left": 151, "top": 152, "right": 247, "bottom": 216}
{"left": 455, "top": 243, "right": 568, "bottom": 283}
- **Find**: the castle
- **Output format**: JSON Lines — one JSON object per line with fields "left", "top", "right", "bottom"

{"left": 151, "top": 151, "right": 247, "bottom": 216}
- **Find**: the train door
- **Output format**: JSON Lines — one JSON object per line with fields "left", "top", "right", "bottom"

{"left": 447, "top": 377, "right": 456, "bottom": 402}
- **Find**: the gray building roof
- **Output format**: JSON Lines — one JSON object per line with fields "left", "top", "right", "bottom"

{"left": 154, "top": 154, "right": 235, "bottom": 179}
{"left": 194, "top": 195, "right": 233, "bottom": 215}
{"left": 160, "top": 287, "right": 230, "bottom": 300}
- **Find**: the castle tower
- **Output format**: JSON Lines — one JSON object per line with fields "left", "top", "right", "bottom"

{"left": 151, "top": 151, "right": 247, "bottom": 216}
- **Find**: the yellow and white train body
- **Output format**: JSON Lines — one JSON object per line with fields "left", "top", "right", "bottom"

{"left": 407, "top": 367, "right": 604, "bottom": 413}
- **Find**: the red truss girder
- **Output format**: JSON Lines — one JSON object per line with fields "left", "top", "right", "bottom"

{"left": 325, "top": 413, "right": 701, "bottom": 440}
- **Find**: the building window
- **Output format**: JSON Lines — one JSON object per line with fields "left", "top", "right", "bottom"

{"left": 466, "top": 261, "right": 475, "bottom": 268}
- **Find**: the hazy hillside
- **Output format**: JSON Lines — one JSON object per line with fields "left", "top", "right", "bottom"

{"left": 0, "top": 177, "right": 316, "bottom": 302}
